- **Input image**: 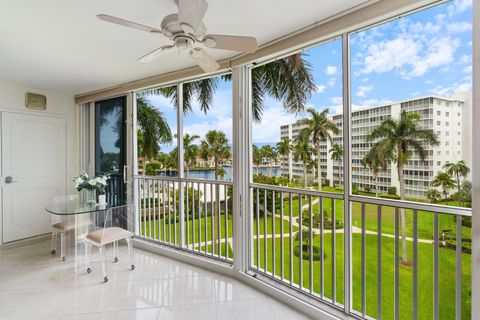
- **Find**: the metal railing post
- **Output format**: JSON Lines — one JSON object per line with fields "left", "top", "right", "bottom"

{"left": 177, "top": 83, "right": 185, "bottom": 248}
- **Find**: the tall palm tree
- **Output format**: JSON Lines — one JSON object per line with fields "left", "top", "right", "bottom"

{"left": 329, "top": 143, "right": 343, "bottom": 186}
{"left": 260, "top": 145, "right": 276, "bottom": 177}
{"left": 362, "top": 145, "right": 388, "bottom": 197}
{"left": 143, "top": 53, "right": 316, "bottom": 122}
{"left": 432, "top": 172, "right": 456, "bottom": 202}
{"left": 299, "top": 108, "right": 339, "bottom": 189}
{"left": 137, "top": 97, "right": 173, "bottom": 162}
{"left": 368, "top": 111, "right": 439, "bottom": 263}
{"left": 426, "top": 189, "right": 442, "bottom": 203}
{"left": 276, "top": 138, "right": 292, "bottom": 182}
{"left": 443, "top": 160, "right": 470, "bottom": 205}
{"left": 293, "top": 132, "right": 315, "bottom": 188}
{"left": 198, "top": 130, "right": 230, "bottom": 253}
{"left": 182, "top": 133, "right": 200, "bottom": 177}
{"left": 252, "top": 145, "right": 262, "bottom": 168}
{"left": 199, "top": 130, "right": 231, "bottom": 181}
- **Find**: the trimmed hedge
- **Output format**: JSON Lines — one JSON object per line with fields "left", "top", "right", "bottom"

{"left": 379, "top": 194, "right": 401, "bottom": 200}
{"left": 293, "top": 244, "right": 324, "bottom": 261}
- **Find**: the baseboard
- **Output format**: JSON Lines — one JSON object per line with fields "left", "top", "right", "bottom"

{"left": 0, "top": 233, "right": 50, "bottom": 250}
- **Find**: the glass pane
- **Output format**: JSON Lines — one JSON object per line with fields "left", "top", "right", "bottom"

{"left": 182, "top": 74, "right": 233, "bottom": 181}
{"left": 251, "top": 39, "right": 343, "bottom": 192}
{"left": 95, "top": 96, "right": 126, "bottom": 174}
{"left": 349, "top": 0, "right": 472, "bottom": 207}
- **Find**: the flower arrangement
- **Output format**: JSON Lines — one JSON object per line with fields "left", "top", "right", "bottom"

{"left": 73, "top": 172, "right": 109, "bottom": 194}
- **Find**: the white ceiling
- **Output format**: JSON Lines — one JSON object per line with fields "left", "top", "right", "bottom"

{"left": 0, "top": 0, "right": 370, "bottom": 95}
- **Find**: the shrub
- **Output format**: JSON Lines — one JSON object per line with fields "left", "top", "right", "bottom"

{"left": 145, "top": 162, "right": 161, "bottom": 176}
{"left": 388, "top": 186, "right": 397, "bottom": 195}
{"left": 322, "top": 179, "right": 330, "bottom": 187}
{"left": 352, "top": 185, "right": 359, "bottom": 195}
{"left": 300, "top": 215, "right": 344, "bottom": 230}
{"left": 364, "top": 185, "right": 371, "bottom": 193}
{"left": 293, "top": 244, "right": 323, "bottom": 261}
{"left": 334, "top": 186, "right": 343, "bottom": 192}
{"left": 379, "top": 194, "right": 401, "bottom": 200}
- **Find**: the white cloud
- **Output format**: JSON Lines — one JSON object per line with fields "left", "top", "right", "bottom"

{"left": 362, "top": 36, "right": 420, "bottom": 74}
{"left": 459, "top": 54, "right": 471, "bottom": 64}
{"left": 327, "top": 78, "right": 336, "bottom": 87}
{"left": 356, "top": 85, "right": 374, "bottom": 98}
{"left": 430, "top": 82, "right": 472, "bottom": 96}
{"left": 361, "top": 35, "right": 460, "bottom": 78}
{"left": 325, "top": 65, "right": 338, "bottom": 75}
{"left": 447, "top": 0, "right": 472, "bottom": 16}
{"left": 447, "top": 22, "right": 472, "bottom": 33}
{"left": 462, "top": 65, "right": 472, "bottom": 74}
{"left": 252, "top": 100, "right": 299, "bottom": 143}
{"left": 329, "top": 96, "right": 343, "bottom": 105}
{"left": 316, "top": 84, "right": 326, "bottom": 93}
{"left": 359, "top": 98, "right": 392, "bottom": 107}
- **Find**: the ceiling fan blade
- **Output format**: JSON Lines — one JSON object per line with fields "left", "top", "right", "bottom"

{"left": 97, "top": 14, "right": 163, "bottom": 34}
{"left": 138, "top": 45, "right": 175, "bottom": 63}
{"left": 178, "top": 0, "right": 208, "bottom": 33}
{"left": 188, "top": 47, "right": 220, "bottom": 73}
{"left": 203, "top": 34, "right": 257, "bottom": 53}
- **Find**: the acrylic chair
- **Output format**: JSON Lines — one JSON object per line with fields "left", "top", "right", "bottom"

{"left": 50, "top": 194, "right": 80, "bottom": 260}
{"left": 84, "top": 204, "right": 135, "bottom": 282}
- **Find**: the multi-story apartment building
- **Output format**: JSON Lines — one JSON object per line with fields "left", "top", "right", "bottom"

{"left": 280, "top": 93, "right": 472, "bottom": 199}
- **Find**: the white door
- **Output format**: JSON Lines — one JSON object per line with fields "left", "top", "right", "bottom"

{"left": 1, "top": 112, "right": 67, "bottom": 243}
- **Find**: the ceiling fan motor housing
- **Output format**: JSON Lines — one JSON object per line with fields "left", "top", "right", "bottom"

{"left": 161, "top": 13, "right": 206, "bottom": 41}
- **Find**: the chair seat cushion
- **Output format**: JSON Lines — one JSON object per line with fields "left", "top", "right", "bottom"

{"left": 52, "top": 219, "right": 91, "bottom": 231}
{"left": 86, "top": 227, "right": 133, "bottom": 246}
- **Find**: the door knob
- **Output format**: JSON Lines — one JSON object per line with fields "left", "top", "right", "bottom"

{"left": 5, "top": 176, "right": 18, "bottom": 184}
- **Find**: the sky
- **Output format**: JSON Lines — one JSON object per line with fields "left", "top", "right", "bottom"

{"left": 145, "top": 0, "right": 472, "bottom": 152}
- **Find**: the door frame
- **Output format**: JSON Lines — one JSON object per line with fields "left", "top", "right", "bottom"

{"left": 0, "top": 109, "right": 69, "bottom": 245}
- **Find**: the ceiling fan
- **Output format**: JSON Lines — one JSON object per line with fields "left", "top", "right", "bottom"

{"left": 97, "top": 0, "right": 258, "bottom": 73}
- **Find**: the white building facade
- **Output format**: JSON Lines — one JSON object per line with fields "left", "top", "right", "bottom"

{"left": 280, "top": 94, "right": 472, "bottom": 199}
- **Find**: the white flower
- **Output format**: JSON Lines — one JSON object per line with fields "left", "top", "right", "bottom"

{"left": 88, "top": 179, "right": 97, "bottom": 186}
{"left": 74, "top": 177, "right": 82, "bottom": 188}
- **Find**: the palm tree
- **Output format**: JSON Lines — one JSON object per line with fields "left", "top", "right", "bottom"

{"left": 329, "top": 143, "right": 343, "bottom": 186}
{"left": 443, "top": 160, "right": 470, "bottom": 205}
{"left": 198, "top": 130, "right": 230, "bottom": 253}
{"left": 362, "top": 145, "right": 388, "bottom": 197}
{"left": 198, "top": 130, "right": 231, "bottom": 181}
{"left": 299, "top": 108, "right": 339, "bottom": 189}
{"left": 432, "top": 172, "right": 456, "bottom": 202}
{"left": 252, "top": 145, "right": 262, "bottom": 168}
{"left": 143, "top": 53, "right": 316, "bottom": 122}
{"left": 293, "top": 132, "right": 315, "bottom": 188}
{"left": 426, "top": 189, "right": 442, "bottom": 203}
{"left": 368, "top": 111, "right": 439, "bottom": 263}
{"left": 182, "top": 134, "right": 200, "bottom": 177}
{"left": 137, "top": 97, "right": 173, "bottom": 163}
{"left": 260, "top": 145, "right": 276, "bottom": 177}
{"left": 276, "top": 138, "right": 292, "bottom": 182}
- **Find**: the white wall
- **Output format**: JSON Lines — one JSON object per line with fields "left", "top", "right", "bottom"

{"left": 0, "top": 82, "right": 79, "bottom": 192}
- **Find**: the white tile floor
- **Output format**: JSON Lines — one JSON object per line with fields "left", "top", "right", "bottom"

{"left": 0, "top": 239, "right": 312, "bottom": 320}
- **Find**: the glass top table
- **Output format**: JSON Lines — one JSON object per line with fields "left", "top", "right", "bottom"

{"left": 45, "top": 201, "right": 110, "bottom": 215}
{"left": 44, "top": 198, "right": 116, "bottom": 273}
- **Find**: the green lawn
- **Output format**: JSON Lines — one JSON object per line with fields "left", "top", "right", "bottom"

{"left": 280, "top": 197, "right": 470, "bottom": 241}
{"left": 140, "top": 213, "right": 296, "bottom": 255}
{"left": 253, "top": 234, "right": 471, "bottom": 320}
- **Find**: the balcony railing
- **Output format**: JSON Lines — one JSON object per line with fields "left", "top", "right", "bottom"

{"left": 134, "top": 175, "right": 233, "bottom": 263}
{"left": 132, "top": 175, "right": 471, "bottom": 319}
{"left": 249, "top": 183, "right": 345, "bottom": 307}
{"left": 247, "top": 184, "right": 471, "bottom": 319}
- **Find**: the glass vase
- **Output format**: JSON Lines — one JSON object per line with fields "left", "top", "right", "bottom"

{"left": 86, "top": 189, "right": 97, "bottom": 206}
